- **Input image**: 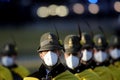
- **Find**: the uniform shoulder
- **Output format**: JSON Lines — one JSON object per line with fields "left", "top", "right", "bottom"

{"left": 23, "top": 77, "right": 39, "bottom": 80}
{"left": 53, "top": 70, "right": 79, "bottom": 80}
{"left": 12, "top": 65, "right": 30, "bottom": 77}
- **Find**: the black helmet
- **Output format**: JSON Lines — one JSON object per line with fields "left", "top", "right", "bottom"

{"left": 64, "top": 35, "right": 81, "bottom": 53}
{"left": 37, "top": 32, "right": 62, "bottom": 52}
{"left": 93, "top": 34, "right": 108, "bottom": 50}
{"left": 1, "top": 43, "right": 17, "bottom": 56}
{"left": 80, "top": 32, "right": 94, "bottom": 49}
{"left": 109, "top": 35, "right": 120, "bottom": 48}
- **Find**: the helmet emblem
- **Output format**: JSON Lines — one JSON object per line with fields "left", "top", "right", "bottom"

{"left": 69, "top": 38, "right": 73, "bottom": 47}
{"left": 98, "top": 38, "right": 102, "bottom": 46}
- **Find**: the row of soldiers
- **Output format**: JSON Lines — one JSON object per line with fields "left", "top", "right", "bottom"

{"left": 0, "top": 30, "right": 120, "bottom": 80}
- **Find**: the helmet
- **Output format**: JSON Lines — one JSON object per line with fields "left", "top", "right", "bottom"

{"left": 109, "top": 35, "right": 120, "bottom": 47}
{"left": 80, "top": 32, "right": 94, "bottom": 49}
{"left": 1, "top": 43, "right": 17, "bottom": 56}
{"left": 93, "top": 34, "right": 108, "bottom": 50}
{"left": 64, "top": 35, "right": 81, "bottom": 53}
{"left": 37, "top": 32, "right": 62, "bottom": 52}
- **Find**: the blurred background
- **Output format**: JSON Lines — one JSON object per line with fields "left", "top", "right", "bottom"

{"left": 0, "top": 0, "right": 120, "bottom": 73}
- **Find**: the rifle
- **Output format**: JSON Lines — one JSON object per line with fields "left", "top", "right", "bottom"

{"left": 82, "top": 19, "right": 94, "bottom": 37}
{"left": 98, "top": 26, "right": 106, "bottom": 38}
{"left": 10, "top": 33, "right": 17, "bottom": 46}
{"left": 53, "top": 24, "right": 63, "bottom": 47}
{"left": 53, "top": 24, "right": 60, "bottom": 40}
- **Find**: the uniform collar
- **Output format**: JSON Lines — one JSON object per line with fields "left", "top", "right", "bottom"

{"left": 3, "top": 64, "right": 18, "bottom": 69}
{"left": 38, "top": 63, "right": 66, "bottom": 79}
{"left": 67, "top": 66, "right": 82, "bottom": 74}
{"left": 109, "top": 57, "right": 120, "bottom": 64}
{"left": 95, "top": 61, "right": 110, "bottom": 67}
{"left": 28, "top": 63, "right": 66, "bottom": 80}
{"left": 27, "top": 64, "right": 46, "bottom": 79}
{"left": 46, "top": 63, "right": 66, "bottom": 78}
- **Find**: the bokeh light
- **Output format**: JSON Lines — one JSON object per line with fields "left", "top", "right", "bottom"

{"left": 88, "top": 4, "right": 99, "bottom": 14}
{"left": 88, "top": 0, "right": 98, "bottom": 4}
{"left": 73, "top": 3, "right": 85, "bottom": 14}
{"left": 37, "top": 6, "right": 49, "bottom": 18}
{"left": 48, "top": 4, "right": 58, "bottom": 16}
{"left": 56, "top": 5, "right": 69, "bottom": 17}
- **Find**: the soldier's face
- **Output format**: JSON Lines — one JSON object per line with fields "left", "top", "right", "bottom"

{"left": 64, "top": 51, "right": 81, "bottom": 69}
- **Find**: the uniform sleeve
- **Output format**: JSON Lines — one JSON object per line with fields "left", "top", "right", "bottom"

{"left": 93, "top": 66, "right": 113, "bottom": 80}
{"left": 23, "top": 77, "right": 39, "bottom": 80}
{"left": 75, "top": 69, "right": 102, "bottom": 80}
{"left": 53, "top": 70, "right": 79, "bottom": 80}
{"left": 12, "top": 65, "right": 30, "bottom": 78}
{"left": 0, "top": 75, "right": 4, "bottom": 80}
{"left": 108, "top": 64, "right": 120, "bottom": 80}
{"left": 0, "top": 66, "right": 13, "bottom": 80}
{"left": 114, "top": 61, "right": 120, "bottom": 69}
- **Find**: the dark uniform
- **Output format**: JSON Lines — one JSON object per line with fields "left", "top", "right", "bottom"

{"left": 24, "top": 32, "right": 78, "bottom": 80}
{"left": 27, "top": 63, "right": 75, "bottom": 80}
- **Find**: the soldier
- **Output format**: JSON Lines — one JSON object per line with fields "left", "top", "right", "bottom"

{"left": 107, "top": 35, "right": 120, "bottom": 80}
{"left": 64, "top": 34, "right": 102, "bottom": 80}
{"left": 93, "top": 34, "right": 109, "bottom": 66}
{"left": 93, "top": 34, "right": 120, "bottom": 80}
{"left": 108, "top": 35, "right": 120, "bottom": 65}
{"left": 0, "top": 44, "right": 13, "bottom": 80}
{"left": 109, "top": 27, "right": 120, "bottom": 69}
{"left": 0, "top": 43, "right": 30, "bottom": 80}
{"left": 80, "top": 32, "right": 95, "bottom": 69}
{"left": 24, "top": 32, "right": 78, "bottom": 80}
{"left": 64, "top": 35, "right": 82, "bottom": 73}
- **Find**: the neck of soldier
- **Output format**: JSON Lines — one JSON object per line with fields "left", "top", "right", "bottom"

{"left": 81, "top": 59, "right": 92, "bottom": 66}
{"left": 3, "top": 63, "right": 17, "bottom": 69}
{"left": 95, "top": 60, "right": 110, "bottom": 67}
{"left": 81, "top": 59, "right": 95, "bottom": 69}
{"left": 67, "top": 66, "right": 81, "bottom": 74}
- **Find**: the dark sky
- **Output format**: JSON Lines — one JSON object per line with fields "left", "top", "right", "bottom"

{"left": 0, "top": 0, "right": 119, "bottom": 26}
